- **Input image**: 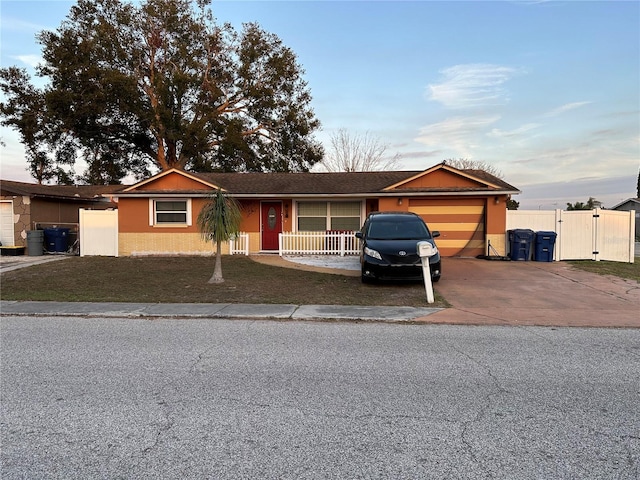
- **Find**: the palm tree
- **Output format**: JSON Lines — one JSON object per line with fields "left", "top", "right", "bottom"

{"left": 197, "top": 188, "right": 243, "bottom": 284}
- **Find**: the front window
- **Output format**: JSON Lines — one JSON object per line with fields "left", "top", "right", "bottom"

{"left": 298, "top": 202, "right": 327, "bottom": 231}
{"left": 152, "top": 199, "right": 190, "bottom": 225}
{"left": 297, "top": 201, "right": 361, "bottom": 231}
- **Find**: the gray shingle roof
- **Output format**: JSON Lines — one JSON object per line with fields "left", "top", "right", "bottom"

{"left": 189, "top": 170, "right": 518, "bottom": 195}
{"left": 0, "top": 180, "right": 124, "bottom": 201}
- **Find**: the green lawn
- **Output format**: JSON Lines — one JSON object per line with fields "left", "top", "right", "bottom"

{"left": 0, "top": 255, "right": 448, "bottom": 307}
{"left": 569, "top": 257, "right": 640, "bottom": 282}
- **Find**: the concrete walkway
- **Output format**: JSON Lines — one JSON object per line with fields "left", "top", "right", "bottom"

{"left": 0, "top": 300, "right": 441, "bottom": 324}
{"left": 0, "top": 254, "right": 70, "bottom": 274}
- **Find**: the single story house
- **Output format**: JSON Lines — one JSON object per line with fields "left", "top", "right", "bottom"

{"left": 0, "top": 180, "right": 121, "bottom": 251}
{"left": 114, "top": 162, "right": 520, "bottom": 258}
{"left": 611, "top": 198, "right": 639, "bottom": 239}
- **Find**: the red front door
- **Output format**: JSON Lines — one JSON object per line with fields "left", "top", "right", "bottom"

{"left": 261, "top": 202, "right": 282, "bottom": 250}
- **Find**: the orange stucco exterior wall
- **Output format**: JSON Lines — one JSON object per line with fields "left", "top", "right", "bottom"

{"left": 137, "top": 174, "right": 212, "bottom": 191}
{"left": 118, "top": 197, "right": 289, "bottom": 234}
{"left": 397, "top": 170, "right": 480, "bottom": 189}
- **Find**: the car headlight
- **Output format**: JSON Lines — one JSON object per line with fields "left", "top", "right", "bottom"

{"left": 364, "top": 246, "right": 382, "bottom": 260}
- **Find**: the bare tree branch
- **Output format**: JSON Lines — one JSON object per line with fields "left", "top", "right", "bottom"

{"left": 444, "top": 158, "right": 503, "bottom": 179}
{"left": 321, "top": 129, "right": 400, "bottom": 172}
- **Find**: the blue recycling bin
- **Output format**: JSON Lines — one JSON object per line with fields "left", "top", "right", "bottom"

{"left": 509, "top": 229, "right": 535, "bottom": 261}
{"left": 44, "top": 228, "right": 70, "bottom": 253}
{"left": 534, "top": 231, "right": 557, "bottom": 262}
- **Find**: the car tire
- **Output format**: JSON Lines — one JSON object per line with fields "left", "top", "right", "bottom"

{"left": 432, "top": 275, "right": 441, "bottom": 283}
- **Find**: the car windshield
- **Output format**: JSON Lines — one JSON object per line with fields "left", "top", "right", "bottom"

{"left": 367, "top": 219, "right": 430, "bottom": 240}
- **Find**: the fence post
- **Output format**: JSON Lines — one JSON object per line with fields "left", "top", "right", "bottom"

{"left": 556, "top": 209, "right": 563, "bottom": 260}
{"left": 629, "top": 210, "right": 636, "bottom": 263}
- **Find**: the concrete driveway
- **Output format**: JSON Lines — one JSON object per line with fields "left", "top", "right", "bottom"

{"left": 426, "top": 258, "right": 640, "bottom": 327}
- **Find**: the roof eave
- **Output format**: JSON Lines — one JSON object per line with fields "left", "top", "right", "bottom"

{"left": 610, "top": 198, "right": 640, "bottom": 209}
{"left": 113, "top": 189, "right": 521, "bottom": 199}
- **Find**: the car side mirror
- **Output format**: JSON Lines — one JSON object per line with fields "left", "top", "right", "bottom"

{"left": 355, "top": 231, "right": 363, "bottom": 239}
{"left": 432, "top": 231, "right": 440, "bottom": 238}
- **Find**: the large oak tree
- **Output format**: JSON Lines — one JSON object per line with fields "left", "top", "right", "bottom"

{"left": 0, "top": 0, "right": 323, "bottom": 183}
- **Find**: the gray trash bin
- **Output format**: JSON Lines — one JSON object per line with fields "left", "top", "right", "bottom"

{"left": 27, "top": 230, "right": 44, "bottom": 256}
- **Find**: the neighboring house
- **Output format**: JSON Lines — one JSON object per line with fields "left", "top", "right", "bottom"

{"left": 114, "top": 162, "right": 520, "bottom": 258}
{"left": 611, "top": 198, "right": 640, "bottom": 239}
{"left": 0, "top": 180, "right": 122, "bottom": 250}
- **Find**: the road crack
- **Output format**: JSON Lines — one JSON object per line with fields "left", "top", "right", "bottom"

{"left": 450, "top": 345, "right": 510, "bottom": 475}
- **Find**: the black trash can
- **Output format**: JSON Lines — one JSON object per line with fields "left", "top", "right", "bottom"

{"left": 534, "top": 231, "right": 557, "bottom": 262}
{"left": 27, "top": 230, "right": 44, "bottom": 256}
{"left": 44, "top": 228, "right": 70, "bottom": 253}
{"left": 508, "top": 229, "right": 535, "bottom": 261}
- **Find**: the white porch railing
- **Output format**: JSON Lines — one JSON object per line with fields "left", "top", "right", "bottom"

{"left": 229, "top": 232, "right": 250, "bottom": 255}
{"left": 279, "top": 231, "right": 360, "bottom": 256}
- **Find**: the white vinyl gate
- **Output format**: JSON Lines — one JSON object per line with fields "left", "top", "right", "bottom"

{"left": 557, "top": 210, "right": 595, "bottom": 260}
{"left": 506, "top": 209, "right": 635, "bottom": 263}
{"left": 79, "top": 209, "right": 119, "bottom": 257}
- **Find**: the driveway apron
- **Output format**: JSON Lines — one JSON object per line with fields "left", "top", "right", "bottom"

{"left": 426, "top": 258, "right": 640, "bottom": 327}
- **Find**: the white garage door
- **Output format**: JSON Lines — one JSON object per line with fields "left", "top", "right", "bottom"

{"left": 0, "top": 201, "right": 15, "bottom": 246}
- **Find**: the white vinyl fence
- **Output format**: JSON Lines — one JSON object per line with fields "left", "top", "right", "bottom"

{"left": 279, "top": 231, "right": 359, "bottom": 256}
{"left": 79, "top": 209, "right": 119, "bottom": 257}
{"left": 229, "top": 233, "right": 249, "bottom": 255}
{"left": 506, "top": 209, "right": 635, "bottom": 263}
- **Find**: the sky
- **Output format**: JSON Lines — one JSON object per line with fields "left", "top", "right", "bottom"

{"left": 0, "top": 0, "right": 638, "bottom": 209}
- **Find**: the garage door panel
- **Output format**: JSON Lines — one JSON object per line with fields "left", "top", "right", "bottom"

{"left": 437, "top": 240, "right": 485, "bottom": 257}
{"left": 409, "top": 198, "right": 486, "bottom": 257}
{"left": 411, "top": 205, "right": 484, "bottom": 215}
{"left": 423, "top": 214, "right": 485, "bottom": 224}
{"left": 429, "top": 222, "right": 484, "bottom": 232}
{"left": 410, "top": 198, "right": 485, "bottom": 207}
{"left": 437, "top": 230, "right": 485, "bottom": 241}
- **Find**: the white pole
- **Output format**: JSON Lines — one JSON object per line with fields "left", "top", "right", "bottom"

{"left": 421, "top": 257, "right": 435, "bottom": 304}
{"left": 417, "top": 241, "right": 436, "bottom": 304}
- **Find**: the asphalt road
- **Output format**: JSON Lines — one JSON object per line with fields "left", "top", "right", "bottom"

{"left": 1, "top": 316, "right": 639, "bottom": 479}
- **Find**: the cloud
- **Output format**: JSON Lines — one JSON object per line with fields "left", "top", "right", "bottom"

{"left": 417, "top": 115, "right": 501, "bottom": 141}
{"left": 516, "top": 175, "right": 637, "bottom": 210}
{"left": 488, "top": 123, "right": 540, "bottom": 138}
{"left": 0, "top": 17, "right": 47, "bottom": 34}
{"left": 415, "top": 116, "right": 501, "bottom": 157}
{"left": 427, "top": 64, "right": 521, "bottom": 109}
{"left": 13, "top": 55, "right": 42, "bottom": 68}
{"left": 543, "top": 101, "right": 591, "bottom": 117}
{"left": 394, "top": 150, "right": 443, "bottom": 161}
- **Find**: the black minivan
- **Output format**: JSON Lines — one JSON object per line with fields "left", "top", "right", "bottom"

{"left": 355, "top": 212, "right": 441, "bottom": 283}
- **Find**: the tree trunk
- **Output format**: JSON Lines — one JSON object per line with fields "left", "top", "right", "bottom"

{"left": 208, "top": 240, "right": 224, "bottom": 284}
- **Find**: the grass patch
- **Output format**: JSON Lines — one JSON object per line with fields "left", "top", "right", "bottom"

{"left": 569, "top": 258, "right": 640, "bottom": 283}
{"left": 0, "top": 256, "right": 447, "bottom": 307}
